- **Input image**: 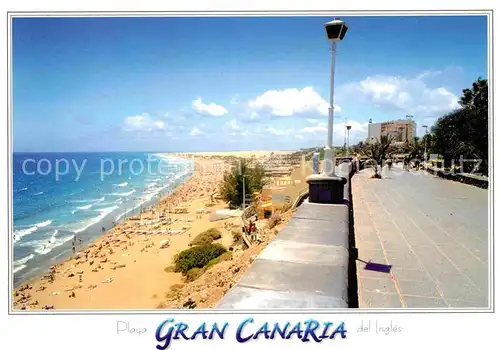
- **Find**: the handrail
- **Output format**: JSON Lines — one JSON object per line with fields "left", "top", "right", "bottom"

{"left": 292, "top": 187, "right": 309, "bottom": 210}
{"left": 240, "top": 217, "right": 252, "bottom": 248}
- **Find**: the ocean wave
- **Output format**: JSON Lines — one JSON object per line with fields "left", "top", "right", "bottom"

{"left": 113, "top": 182, "right": 128, "bottom": 187}
{"left": 108, "top": 189, "right": 136, "bottom": 197}
{"left": 13, "top": 220, "right": 53, "bottom": 243}
{"left": 115, "top": 208, "right": 134, "bottom": 222}
{"left": 37, "top": 220, "right": 52, "bottom": 228}
{"left": 34, "top": 192, "right": 43, "bottom": 196}
{"left": 146, "top": 182, "right": 159, "bottom": 188}
{"left": 71, "top": 202, "right": 94, "bottom": 214}
{"left": 13, "top": 254, "right": 35, "bottom": 273}
{"left": 13, "top": 265, "right": 27, "bottom": 274}
{"left": 15, "top": 253, "right": 35, "bottom": 265}
{"left": 34, "top": 231, "right": 73, "bottom": 255}
{"left": 74, "top": 205, "right": 119, "bottom": 233}
{"left": 115, "top": 199, "right": 145, "bottom": 222}
{"left": 15, "top": 187, "right": 28, "bottom": 193}
{"left": 68, "top": 197, "right": 105, "bottom": 204}
{"left": 13, "top": 226, "right": 38, "bottom": 243}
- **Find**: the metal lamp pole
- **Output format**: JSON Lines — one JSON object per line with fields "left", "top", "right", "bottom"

{"left": 346, "top": 125, "right": 351, "bottom": 157}
{"left": 422, "top": 125, "right": 428, "bottom": 161}
{"left": 305, "top": 18, "right": 348, "bottom": 205}
{"left": 323, "top": 40, "right": 337, "bottom": 176}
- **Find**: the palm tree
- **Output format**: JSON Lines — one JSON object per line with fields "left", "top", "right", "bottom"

{"left": 219, "top": 159, "right": 267, "bottom": 208}
{"left": 405, "top": 137, "right": 425, "bottom": 169}
{"left": 368, "top": 135, "right": 393, "bottom": 178}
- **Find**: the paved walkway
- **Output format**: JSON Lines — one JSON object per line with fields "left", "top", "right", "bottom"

{"left": 352, "top": 165, "right": 489, "bottom": 308}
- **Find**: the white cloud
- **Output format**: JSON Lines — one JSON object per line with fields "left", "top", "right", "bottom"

{"left": 240, "top": 129, "right": 251, "bottom": 137}
{"left": 416, "top": 66, "right": 463, "bottom": 81}
{"left": 123, "top": 114, "right": 165, "bottom": 132}
{"left": 302, "top": 122, "right": 328, "bottom": 134}
{"left": 298, "top": 119, "right": 368, "bottom": 144}
{"left": 333, "top": 120, "right": 368, "bottom": 138}
{"left": 154, "top": 120, "right": 165, "bottom": 129}
{"left": 248, "top": 87, "right": 341, "bottom": 117}
{"left": 265, "top": 127, "right": 294, "bottom": 136}
{"left": 342, "top": 73, "right": 460, "bottom": 115}
{"left": 189, "top": 127, "right": 204, "bottom": 137}
{"left": 192, "top": 97, "right": 228, "bottom": 117}
{"left": 226, "top": 119, "right": 242, "bottom": 131}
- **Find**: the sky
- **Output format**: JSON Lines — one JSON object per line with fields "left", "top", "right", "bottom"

{"left": 12, "top": 15, "right": 488, "bottom": 152}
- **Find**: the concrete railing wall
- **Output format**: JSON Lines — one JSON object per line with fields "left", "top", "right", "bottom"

{"left": 425, "top": 165, "right": 488, "bottom": 189}
{"left": 217, "top": 160, "right": 357, "bottom": 309}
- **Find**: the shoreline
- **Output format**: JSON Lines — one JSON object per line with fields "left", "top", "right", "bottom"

{"left": 13, "top": 156, "right": 232, "bottom": 310}
{"left": 173, "top": 150, "right": 295, "bottom": 158}
{"left": 12, "top": 156, "right": 195, "bottom": 288}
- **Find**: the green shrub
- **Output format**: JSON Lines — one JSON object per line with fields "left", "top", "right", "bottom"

{"left": 174, "top": 243, "right": 227, "bottom": 274}
{"left": 219, "top": 251, "right": 232, "bottom": 262}
{"left": 206, "top": 252, "right": 233, "bottom": 269}
{"left": 191, "top": 234, "right": 213, "bottom": 246}
{"left": 164, "top": 265, "right": 176, "bottom": 273}
{"left": 185, "top": 268, "right": 203, "bottom": 282}
{"left": 231, "top": 230, "right": 242, "bottom": 243}
{"left": 191, "top": 228, "right": 222, "bottom": 246}
{"left": 205, "top": 228, "right": 222, "bottom": 239}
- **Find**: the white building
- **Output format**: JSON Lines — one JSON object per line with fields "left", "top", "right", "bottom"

{"left": 367, "top": 119, "right": 416, "bottom": 145}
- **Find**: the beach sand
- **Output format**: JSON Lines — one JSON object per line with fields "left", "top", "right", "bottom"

{"left": 157, "top": 208, "right": 293, "bottom": 309}
{"left": 12, "top": 157, "right": 238, "bottom": 310}
{"left": 174, "top": 150, "right": 294, "bottom": 158}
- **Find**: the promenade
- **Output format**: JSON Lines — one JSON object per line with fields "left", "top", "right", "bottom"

{"left": 352, "top": 164, "right": 489, "bottom": 308}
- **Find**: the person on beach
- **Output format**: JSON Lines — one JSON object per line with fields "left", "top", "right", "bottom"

{"left": 250, "top": 222, "right": 257, "bottom": 241}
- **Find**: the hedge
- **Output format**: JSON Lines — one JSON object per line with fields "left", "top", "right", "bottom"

{"left": 174, "top": 243, "right": 227, "bottom": 274}
{"left": 191, "top": 228, "right": 222, "bottom": 246}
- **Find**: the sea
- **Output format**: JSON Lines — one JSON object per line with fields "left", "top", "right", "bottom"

{"left": 12, "top": 152, "right": 194, "bottom": 286}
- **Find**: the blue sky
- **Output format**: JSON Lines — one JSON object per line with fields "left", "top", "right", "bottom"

{"left": 13, "top": 15, "right": 487, "bottom": 152}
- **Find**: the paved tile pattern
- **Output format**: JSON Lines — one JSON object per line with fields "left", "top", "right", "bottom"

{"left": 352, "top": 165, "right": 489, "bottom": 308}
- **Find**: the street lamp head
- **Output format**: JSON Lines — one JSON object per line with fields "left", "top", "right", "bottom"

{"left": 325, "top": 18, "right": 348, "bottom": 41}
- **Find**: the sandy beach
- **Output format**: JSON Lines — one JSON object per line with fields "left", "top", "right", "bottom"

{"left": 174, "top": 150, "right": 295, "bottom": 158}
{"left": 12, "top": 157, "right": 238, "bottom": 310}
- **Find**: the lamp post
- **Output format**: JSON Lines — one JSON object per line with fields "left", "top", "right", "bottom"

{"left": 346, "top": 125, "right": 351, "bottom": 157}
{"left": 306, "top": 18, "right": 349, "bottom": 205}
{"left": 422, "top": 125, "right": 428, "bottom": 161}
{"left": 322, "top": 18, "right": 348, "bottom": 175}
